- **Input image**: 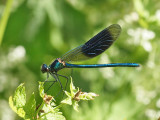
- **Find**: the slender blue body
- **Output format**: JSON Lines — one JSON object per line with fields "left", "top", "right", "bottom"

{"left": 65, "top": 63, "right": 139, "bottom": 68}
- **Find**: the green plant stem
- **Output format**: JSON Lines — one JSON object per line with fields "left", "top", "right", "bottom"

{"left": 0, "top": 0, "right": 13, "bottom": 45}
{"left": 39, "top": 111, "right": 52, "bottom": 119}
{"left": 54, "top": 103, "right": 64, "bottom": 110}
{"left": 36, "top": 101, "right": 45, "bottom": 116}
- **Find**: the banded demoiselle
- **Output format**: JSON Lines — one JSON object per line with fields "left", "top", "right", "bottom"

{"left": 41, "top": 24, "right": 139, "bottom": 92}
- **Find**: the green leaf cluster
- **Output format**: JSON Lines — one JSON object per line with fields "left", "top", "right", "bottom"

{"left": 62, "top": 77, "right": 98, "bottom": 111}
{"left": 9, "top": 77, "right": 98, "bottom": 120}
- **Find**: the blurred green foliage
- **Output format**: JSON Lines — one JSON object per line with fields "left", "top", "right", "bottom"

{"left": 0, "top": 0, "right": 160, "bottom": 120}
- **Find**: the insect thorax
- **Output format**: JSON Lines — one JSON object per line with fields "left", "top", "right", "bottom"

{"left": 50, "top": 59, "right": 65, "bottom": 72}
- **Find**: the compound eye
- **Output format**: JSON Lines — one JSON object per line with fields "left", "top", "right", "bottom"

{"left": 41, "top": 64, "right": 49, "bottom": 73}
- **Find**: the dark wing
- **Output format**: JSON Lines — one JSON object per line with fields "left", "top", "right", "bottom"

{"left": 61, "top": 24, "right": 121, "bottom": 62}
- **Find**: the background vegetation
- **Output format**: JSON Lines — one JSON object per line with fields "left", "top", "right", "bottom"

{"left": 0, "top": 0, "right": 160, "bottom": 120}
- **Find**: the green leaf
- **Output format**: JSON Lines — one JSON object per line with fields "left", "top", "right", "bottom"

{"left": 24, "top": 93, "right": 36, "bottom": 119}
{"left": 61, "top": 77, "right": 78, "bottom": 106}
{"left": 9, "top": 83, "right": 26, "bottom": 118}
{"left": 13, "top": 83, "right": 26, "bottom": 107}
{"left": 73, "top": 101, "right": 79, "bottom": 112}
{"left": 64, "top": 91, "right": 71, "bottom": 98}
{"left": 61, "top": 97, "right": 72, "bottom": 105}
{"left": 38, "top": 82, "right": 55, "bottom": 105}
{"left": 39, "top": 82, "right": 45, "bottom": 98}
{"left": 78, "top": 92, "right": 99, "bottom": 100}
{"left": 70, "top": 77, "right": 76, "bottom": 97}
{"left": 40, "top": 104, "right": 66, "bottom": 120}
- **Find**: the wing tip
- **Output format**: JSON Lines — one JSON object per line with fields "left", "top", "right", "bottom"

{"left": 108, "top": 24, "right": 121, "bottom": 29}
{"left": 106, "top": 24, "right": 121, "bottom": 40}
